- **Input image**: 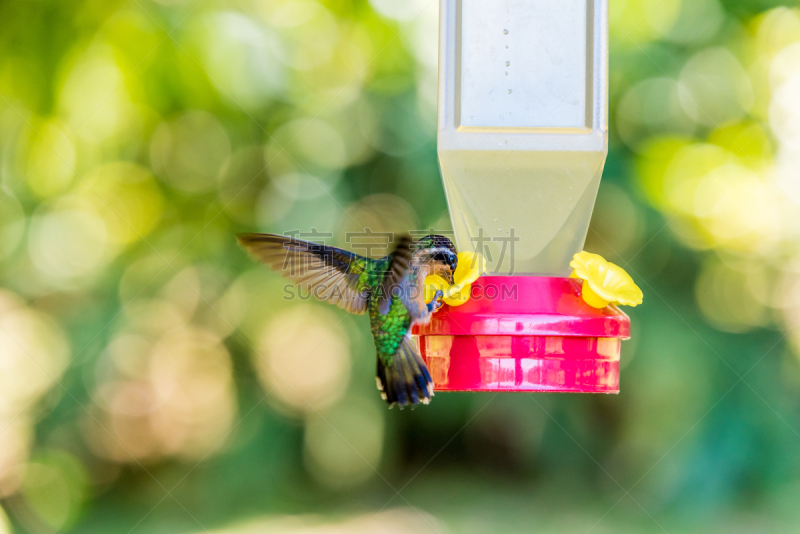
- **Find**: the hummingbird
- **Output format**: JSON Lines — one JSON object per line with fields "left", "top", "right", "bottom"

{"left": 237, "top": 233, "right": 459, "bottom": 408}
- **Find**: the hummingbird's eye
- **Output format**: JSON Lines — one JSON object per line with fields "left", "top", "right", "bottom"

{"left": 432, "top": 250, "right": 456, "bottom": 269}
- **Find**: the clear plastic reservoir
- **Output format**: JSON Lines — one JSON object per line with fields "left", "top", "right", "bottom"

{"left": 438, "top": 0, "right": 609, "bottom": 276}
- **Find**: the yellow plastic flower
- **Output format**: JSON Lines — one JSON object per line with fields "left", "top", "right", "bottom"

{"left": 570, "top": 251, "right": 643, "bottom": 309}
{"left": 424, "top": 251, "right": 486, "bottom": 308}
{"left": 424, "top": 274, "right": 449, "bottom": 303}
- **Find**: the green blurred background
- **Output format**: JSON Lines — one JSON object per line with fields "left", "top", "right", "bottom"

{"left": 0, "top": 0, "right": 799, "bottom": 532}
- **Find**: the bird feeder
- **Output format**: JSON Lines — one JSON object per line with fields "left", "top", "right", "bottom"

{"left": 413, "top": 0, "right": 629, "bottom": 393}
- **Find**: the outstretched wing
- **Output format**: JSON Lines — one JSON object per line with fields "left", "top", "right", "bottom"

{"left": 237, "top": 233, "right": 372, "bottom": 314}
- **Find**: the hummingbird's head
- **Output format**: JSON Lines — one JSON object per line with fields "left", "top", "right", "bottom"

{"left": 414, "top": 235, "right": 458, "bottom": 283}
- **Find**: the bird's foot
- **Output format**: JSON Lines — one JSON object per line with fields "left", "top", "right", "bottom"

{"left": 427, "top": 289, "right": 444, "bottom": 313}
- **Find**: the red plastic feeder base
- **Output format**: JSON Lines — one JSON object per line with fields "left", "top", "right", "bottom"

{"left": 412, "top": 276, "right": 630, "bottom": 393}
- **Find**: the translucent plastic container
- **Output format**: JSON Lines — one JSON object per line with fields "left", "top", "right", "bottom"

{"left": 438, "top": 0, "right": 609, "bottom": 276}
{"left": 415, "top": 0, "right": 621, "bottom": 394}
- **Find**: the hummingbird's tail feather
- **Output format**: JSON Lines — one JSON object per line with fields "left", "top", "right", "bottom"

{"left": 376, "top": 336, "right": 434, "bottom": 408}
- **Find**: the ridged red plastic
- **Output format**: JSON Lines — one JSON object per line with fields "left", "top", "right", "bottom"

{"left": 412, "top": 276, "right": 630, "bottom": 393}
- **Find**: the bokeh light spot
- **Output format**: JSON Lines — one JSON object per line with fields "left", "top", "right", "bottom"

{"left": 0, "top": 192, "right": 26, "bottom": 263}
{"left": 662, "top": 0, "right": 724, "bottom": 44}
{"left": 257, "top": 305, "right": 350, "bottom": 415}
{"left": 189, "top": 12, "right": 285, "bottom": 108}
{"left": 617, "top": 78, "right": 697, "bottom": 151}
{"left": 610, "top": 0, "right": 682, "bottom": 46}
{"left": 81, "top": 162, "right": 164, "bottom": 247}
{"left": 695, "top": 257, "right": 769, "bottom": 332}
{"left": 368, "top": 0, "right": 433, "bottom": 22}
{"left": 29, "top": 202, "right": 108, "bottom": 286}
{"left": 679, "top": 48, "right": 754, "bottom": 127}
{"left": 21, "top": 450, "right": 88, "bottom": 532}
{"left": 150, "top": 111, "right": 231, "bottom": 194}
{"left": 87, "top": 323, "right": 237, "bottom": 462}
{"left": 304, "top": 397, "right": 385, "bottom": 488}
{"left": 24, "top": 119, "right": 75, "bottom": 198}
{"left": 269, "top": 118, "right": 348, "bottom": 171}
